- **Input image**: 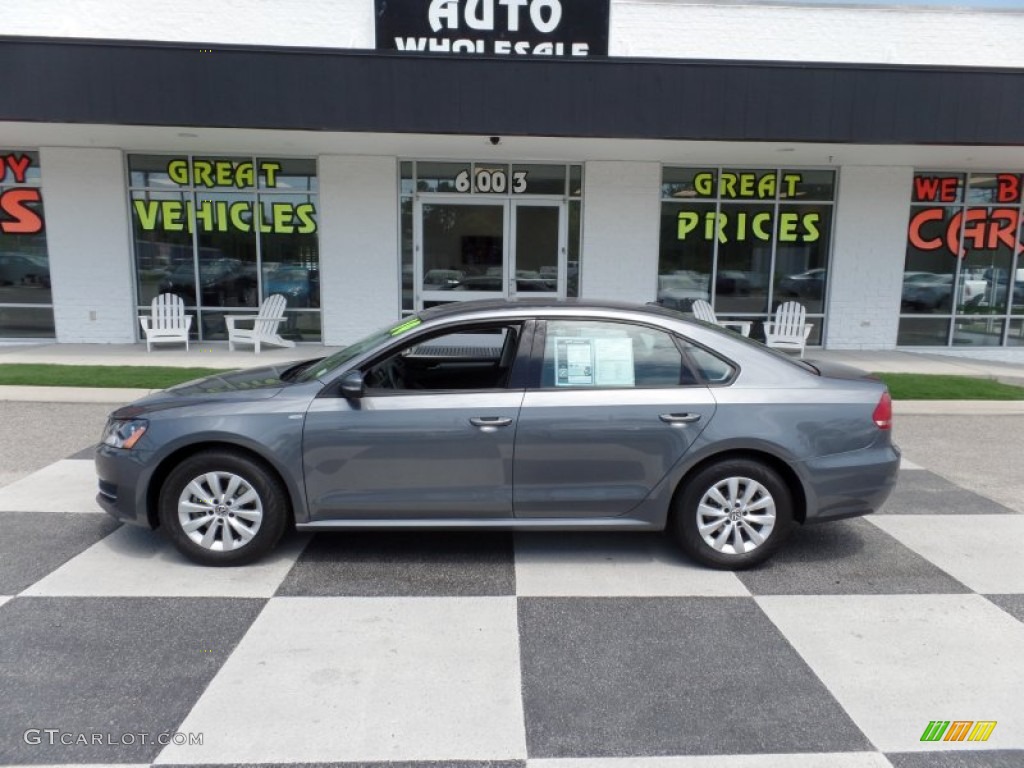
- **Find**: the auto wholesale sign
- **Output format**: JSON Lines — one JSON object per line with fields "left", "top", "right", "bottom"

{"left": 374, "top": 0, "right": 609, "bottom": 57}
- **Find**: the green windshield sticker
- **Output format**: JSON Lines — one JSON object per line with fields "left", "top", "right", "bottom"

{"left": 389, "top": 317, "right": 422, "bottom": 336}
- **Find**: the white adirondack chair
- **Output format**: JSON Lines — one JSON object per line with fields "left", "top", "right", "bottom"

{"left": 764, "top": 301, "right": 814, "bottom": 358}
{"left": 691, "top": 299, "right": 752, "bottom": 337}
{"left": 139, "top": 293, "right": 192, "bottom": 351}
{"left": 225, "top": 293, "right": 296, "bottom": 353}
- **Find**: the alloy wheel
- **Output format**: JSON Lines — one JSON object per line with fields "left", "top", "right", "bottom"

{"left": 176, "top": 471, "right": 264, "bottom": 552}
{"left": 696, "top": 476, "right": 776, "bottom": 556}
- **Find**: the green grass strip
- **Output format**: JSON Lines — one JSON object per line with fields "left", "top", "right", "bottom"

{"left": 0, "top": 364, "right": 233, "bottom": 389}
{"left": 873, "top": 372, "right": 1024, "bottom": 400}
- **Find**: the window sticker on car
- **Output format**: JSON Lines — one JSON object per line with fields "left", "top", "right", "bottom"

{"left": 555, "top": 337, "right": 594, "bottom": 386}
{"left": 553, "top": 336, "right": 635, "bottom": 387}
{"left": 389, "top": 317, "right": 422, "bottom": 336}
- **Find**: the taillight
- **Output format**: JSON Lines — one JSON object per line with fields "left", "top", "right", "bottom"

{"left": 873, "top": 391, "right": 893, "bottom": 430}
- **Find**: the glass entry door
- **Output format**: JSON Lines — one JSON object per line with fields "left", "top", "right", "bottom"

{"left": 416, "top": 198, "right": 506, "bottom": 308}
{"left": 510, "top": 201, "right": 564, "bottom": 298}
{"left": 414, "top": 197, "right": 566, "bottom": 309}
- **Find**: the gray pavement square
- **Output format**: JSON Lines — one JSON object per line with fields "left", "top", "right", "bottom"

{"left": 275, "top": 530, "right": 516, "bottom": 597}
{"left": 0, "top": 596, "right": 265, "bottom": 764}
{"left": 517, "top": 596, "right": 873, "bottom": 758}
{"left": 67, "top": 444, "right": 97, "bottom": 460}
{"left": 878, "top": 470, "right": 1017, "bottom": 515}
{"left": 736, "top": 518, "right": 972, "bottom": 595}
{"left": 0, "top": 511, "right": 120, "bottom": 594}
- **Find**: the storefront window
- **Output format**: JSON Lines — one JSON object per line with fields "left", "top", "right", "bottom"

{"left": 899, "top": 171, "right": 1023, "bottom": 346}
{"left": 128, "top": 155, "right": 320, "bottom": 341}
{"left": 0, "top": 151, "right": 54, "bottom": 338}
{"left": 657, "top": 167, "right": 835, "bottom": 343}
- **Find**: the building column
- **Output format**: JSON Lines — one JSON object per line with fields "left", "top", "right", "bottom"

{"left": 825, "top": 165, "right": 913, "bottom": 349}
{"left": 40, "top": 147, "right": 136, "bottom": 343}
{"left": 317, "top": 155, "right": 399, "bottom": 346}
{"left": 580, "top": 161, "right": 661, "bottom": 304}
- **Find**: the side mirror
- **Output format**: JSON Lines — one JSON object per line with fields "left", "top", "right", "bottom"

{"left": 339, "top": 370, "right": 365, "bottom": 399}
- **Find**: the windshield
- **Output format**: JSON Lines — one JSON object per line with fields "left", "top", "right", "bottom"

{"left": 295, "top": 315, "right": 424, "bottom": 382}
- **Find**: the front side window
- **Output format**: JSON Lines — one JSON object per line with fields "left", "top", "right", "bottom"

{"left": 364, "top": 323, "right": 524, "bottom": 392}
{"left": 658, "top": 167, "right": 835, "bottom": 345}
{"left": 128, "top": 154, "right": 320, "bottom": 342}
{"left": 541, "top": 319, "right": 692, "bottom": 388}
{"left": 0, "top": 150, "right": 53, "bottom": 338}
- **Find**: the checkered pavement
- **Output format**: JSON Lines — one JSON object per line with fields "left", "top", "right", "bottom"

{"left": 0, "top": 450, "right": 1022, "bottom": 768}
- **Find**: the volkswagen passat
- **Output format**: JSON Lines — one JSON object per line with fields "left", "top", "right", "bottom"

{"left": 96, "top": 300, "right": 899, "bottom": 569}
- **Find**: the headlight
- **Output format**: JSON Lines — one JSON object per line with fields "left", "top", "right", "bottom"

{"left": 101, "top": 418, "right": 149, "bottom": 449}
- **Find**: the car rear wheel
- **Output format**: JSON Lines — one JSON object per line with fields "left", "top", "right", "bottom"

{"left": 672, "top": 459, "right": 794, "bottom": 569}
{"left": 158, "top": 449, "right": 289, "bottom": 566}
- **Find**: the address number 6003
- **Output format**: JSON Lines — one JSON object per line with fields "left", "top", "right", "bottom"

{"left": 455, "top": 169, "right": 528, "bottom": 194}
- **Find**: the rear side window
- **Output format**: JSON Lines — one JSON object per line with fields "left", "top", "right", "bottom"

{"left": 683, "top": 343, "right": 736, "bottom": 384}
{"left": 541, "top": 319, "right": 698, "bottom": 388}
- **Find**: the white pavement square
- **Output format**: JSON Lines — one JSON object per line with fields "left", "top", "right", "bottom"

{"left": 0, "top": 460, "right": 98, "bottom": 513}
{"left": 156, "top": 596, "right": 527, "bottom": 764}
{"left": 870, "top": 514, "right": 1024, "bottom": 594}
{"left": 758, "top": 594, "right": 1024, "bottom": 752}
{"left": 900, "top": 458, "right": 924, "bottom": 470}
{"left": 527, "top": 753, "right": 896, "bottom": 768}
{"left": 0, "top": 596, "right": 10, "bottom": 609}
{"left": 22, "top": 527, "right": 311, "bottom": 598}
{"left": 514, "top": 533, "right": 749, "bottom": 597}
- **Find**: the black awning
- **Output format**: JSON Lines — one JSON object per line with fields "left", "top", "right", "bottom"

{"left": 2, "top": 36, "right": 1022, "bottom": 145}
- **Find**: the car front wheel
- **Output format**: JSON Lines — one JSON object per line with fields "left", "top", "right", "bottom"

{"left": 158, "top": 450, "right": 289, "bottom": 566}
{"left": 672, "top": 459, "right": 794, "bottom": 569}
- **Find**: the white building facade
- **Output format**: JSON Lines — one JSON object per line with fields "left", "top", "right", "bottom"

{"left": 2, "top": 0, "right": 1023, "bottom": 353}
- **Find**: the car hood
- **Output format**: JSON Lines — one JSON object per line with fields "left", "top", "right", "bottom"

{"left": 111, "top": 362, "right": 312, "bottom": 417}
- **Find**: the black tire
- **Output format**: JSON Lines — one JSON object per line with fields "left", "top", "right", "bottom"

{"left": 671, "top": 458, "right": 794, "bottom": 570}
{"left": 158, "top": 449, "right": 289, "bottom": 566}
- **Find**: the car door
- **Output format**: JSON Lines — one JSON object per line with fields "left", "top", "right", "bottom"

{"left": 513, "top": 318, "right": 717, "bottom": 519}
{"left": 302, "top": 321, "right": 528, "bottom": 521}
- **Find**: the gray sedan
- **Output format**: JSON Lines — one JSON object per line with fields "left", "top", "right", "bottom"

{"left": 96, "top": 300, "right": 899, "bottom": 569}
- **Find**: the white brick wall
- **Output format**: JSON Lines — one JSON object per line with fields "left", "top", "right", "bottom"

{"left": 825, "top": 165, "right": 914, "bottom": 350}
{"left": 580, "top": 161, "right": 661, "bottom": 305}
{"left": 40, "top": 147, "right": 136, "bottom": 343}
{"left": 318, "top": 155, "right": 399, "bottom": 346}
{"left": 611, "top": 1, "right": 1024, "bottom": 67}
{"left": 4, "top": 0, "right": 1018, "bottom": 68}
{"left": 4, "top": 0, "right": 374, "bottom": 50}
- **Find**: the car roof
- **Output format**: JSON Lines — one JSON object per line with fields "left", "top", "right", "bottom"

{"left": 417, "top": 298, "right": 689, "bottom": 323}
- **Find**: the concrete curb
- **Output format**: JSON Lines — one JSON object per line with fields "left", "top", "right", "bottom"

{"left": 893, "top": 399, "right": 1024, "bottom": 415}
{"left": 0, "top": 386, "right": 156, "bottom": 403}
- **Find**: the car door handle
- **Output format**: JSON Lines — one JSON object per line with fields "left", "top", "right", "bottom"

{"left": 659, "top": 412, "right": 702, "bottom": 425}
{"left": 469, "top": 416, "right": 514, "bottom": 428}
